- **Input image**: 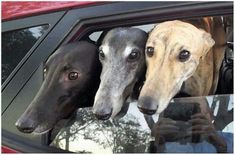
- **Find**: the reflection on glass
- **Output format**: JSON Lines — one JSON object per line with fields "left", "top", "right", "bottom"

{"left": 51, "top": 105, "right": 152, "bottom": 153}
{"left": 51, "top": 95, "right": 233, "bottom": 153}
{"left": 150, "top": 95, "right": 233, "bottom": 153}
{"left": 2, "top": 25, "right": 49, "bottom": 83}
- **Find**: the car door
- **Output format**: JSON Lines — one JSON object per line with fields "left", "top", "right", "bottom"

{"left": 2, "top": 1, "right": 233, "bottom": 153}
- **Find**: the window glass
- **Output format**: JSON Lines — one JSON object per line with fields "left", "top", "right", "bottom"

{"left": 89, "top": 31, "right": 102, "bottom": 42}
{"left": 2, "top": 25, "right": 49, "bottom": 83}
{"left": 51, "top": 94, "right": 233, "bottom": 153}
{"left": 133, "top": 23, "right": 155, "bottom": 32}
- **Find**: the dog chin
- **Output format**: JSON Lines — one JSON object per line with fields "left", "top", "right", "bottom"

{"left": 110, "top": 110, "right": 119, "bottom": 119}
{"left": 32, "top": 125, "right": 52, "bottom": 135}
{"left": 156, "top": 100, "right": 171, "bottom": 114}
{"left": 114, "top": 102, "right": 130, "bottom": 119}
{"left": 156, "top": 92, "right": 180, "bottom": 114}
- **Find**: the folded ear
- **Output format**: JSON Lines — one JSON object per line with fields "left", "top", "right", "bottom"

{"left": 200, "top": 29, "right": 215, "bottom": 56}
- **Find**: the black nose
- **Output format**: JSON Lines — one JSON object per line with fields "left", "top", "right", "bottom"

{"left": 138, "top": 96, "right": 158, "bottom": 115}
{"left": 15, "top": 118, "right": 36, "bottom": 133}
{"left": 94, "top": 108, "right": 113, "bottom": 120}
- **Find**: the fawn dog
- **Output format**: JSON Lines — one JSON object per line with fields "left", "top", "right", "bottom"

{"left": 138, "top": 17, "right": 226, "bottom": 115}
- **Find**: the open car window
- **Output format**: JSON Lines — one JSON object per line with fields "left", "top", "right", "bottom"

{"left": 51, "top": 94, "right": 233, "bottom": 153}
{"left": 49, "top": 14, "right": 233, "bottom": 153}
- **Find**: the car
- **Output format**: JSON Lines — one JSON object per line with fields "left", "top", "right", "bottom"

{"left": 2, "top": 1, "right": 233, "bottom": 153}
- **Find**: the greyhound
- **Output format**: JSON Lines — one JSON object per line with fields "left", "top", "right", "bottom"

{"left": 15, "top": 41, "right": 101, "bottom": 134}
{"left": 138, "top": 17, "right": 226, "bottom": 115}
{"left": 93, "top": 27, "right": 147, "bottom": 120}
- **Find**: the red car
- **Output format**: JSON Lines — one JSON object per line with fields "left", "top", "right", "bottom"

{"left": 2, "top": 1, "right": 233, "bottom": 153}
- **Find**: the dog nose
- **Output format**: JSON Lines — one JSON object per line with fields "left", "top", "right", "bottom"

{"left": 138, "top": 96, "right": 158, "bottom": 115}
{"left": 94, "top": 108, "right": 113, "bottom": 120}
{"left": 15, "top": 118, "right": 36, "bottom": 133}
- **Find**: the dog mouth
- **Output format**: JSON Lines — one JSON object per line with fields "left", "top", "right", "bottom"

{"left": 16, "top": 121, "right": 53, "bottom": 134}
{"left": 31, "top": 122, "right": 54, "bottom": 134}
{"left": 174, "top": 91, "right": 192, "bottom": 98}
{"left": 95, "top": 111, "right": 113, "bottom": 120}
{"left": 17, "top": 127, "right": 36, "bottom": 134}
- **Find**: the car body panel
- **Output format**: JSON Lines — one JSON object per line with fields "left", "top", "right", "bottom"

{"left": 2, "top": 1, "right": 101, "bottom": 21}
{"left": 2, "top": 146, "right": 19, "bottom": 153}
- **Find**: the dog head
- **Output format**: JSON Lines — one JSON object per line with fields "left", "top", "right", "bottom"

{"left": 93, "top": 27, "right": 147, "bottom": 120}
{"left": 15, "top": 41, "right": 100, "bottom": 134}
{"left": 138, "top": 20, "right": 215, "bottom": 115}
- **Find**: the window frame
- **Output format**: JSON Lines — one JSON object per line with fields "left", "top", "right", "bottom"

{"left": 62, "top": 1, "right": 233, "bottom": 44}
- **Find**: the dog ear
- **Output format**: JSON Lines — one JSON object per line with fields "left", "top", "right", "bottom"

{"left": 200, "top": 30, "right": 215, "bottom": 56}
{"left": 202, "top": 31, "right": 215, "bottom": 47}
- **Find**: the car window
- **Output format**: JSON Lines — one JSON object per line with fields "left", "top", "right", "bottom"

{"left": 2, "top": 25, "right": 49, "bottom": 83}
{"left": 50, "top": 14, "right": 233, "bottom": 153}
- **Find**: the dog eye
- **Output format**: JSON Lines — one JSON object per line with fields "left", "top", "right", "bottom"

{"left": 178, "top": 50, "right": 191, "bottom": 62}
{"left": 146, "top": 47, "right": 154, "bottom": 57}
{"left": 43, "top": 67, "right": 47, "bottom": 79}
{"left": 128, "top": 50, "right": 140, "bottom": 62}
{"left": 99, "top": 50, "right": 105, "bottom": 60}
{"left": 68, "top": 72, "right": 79, "bottom": 80}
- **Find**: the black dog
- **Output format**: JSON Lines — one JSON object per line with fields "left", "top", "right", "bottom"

{"left": 15, "top": 41, "right": 101, "bottom": 134}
